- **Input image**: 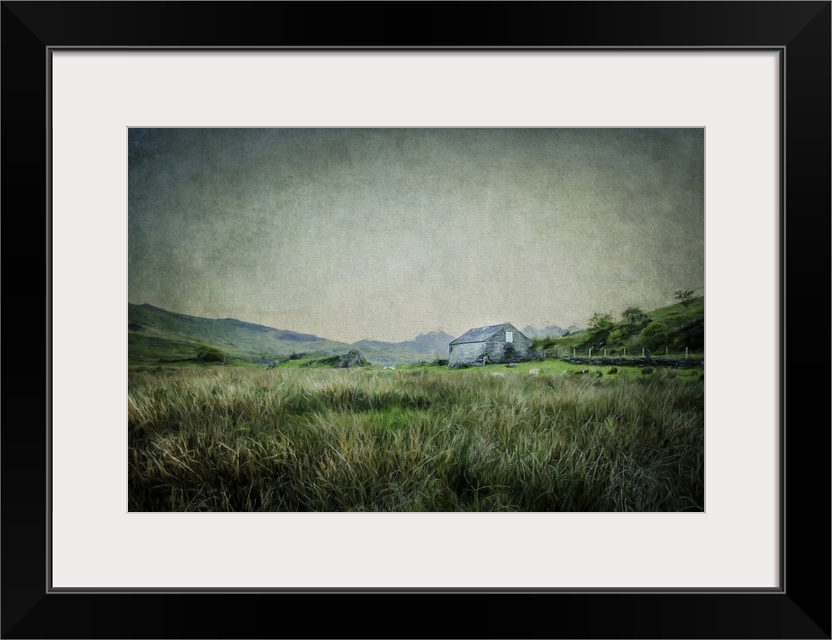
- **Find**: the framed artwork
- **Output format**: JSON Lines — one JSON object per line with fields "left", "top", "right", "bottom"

{"left": 125, "top": 125, "right": 706, "bottom": 514}
{"left": 3, "top": 2, "right": 829, "bottom": 638}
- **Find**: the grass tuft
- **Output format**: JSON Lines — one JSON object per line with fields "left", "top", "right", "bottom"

{"left": 128, "top": 366, "right": 704, "bottom": 512}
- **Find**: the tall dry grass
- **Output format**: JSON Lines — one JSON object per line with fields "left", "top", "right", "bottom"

{"left": 128, "top": 366, "right": 704, "bottom": 511}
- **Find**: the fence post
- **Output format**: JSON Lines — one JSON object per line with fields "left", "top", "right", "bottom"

{"left": 685, "top": 347, "right": 689, "bottom": 359}
{"left": 604, "top": 348, "right": 607, "bottom": 357}
{"left": 589, "top": 347, "right": 593, "bottom": 358}
{"left": 642, "top": 348, "right": 645, "bottom": 357}
{"left": 573, "top": 348, "right": 576, "bottom": 357}
{"left": 665, "top": 347, "right": 668, "bottom": 356}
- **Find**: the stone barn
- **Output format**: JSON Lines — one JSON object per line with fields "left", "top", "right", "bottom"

{"left": 448, "top": 323, "right": 534, "bottom": 368}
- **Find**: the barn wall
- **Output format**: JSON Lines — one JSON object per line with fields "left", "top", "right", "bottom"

{"left": 449, "top": 342, "right": 486, "bottom": 367}
{"left": 512, "top": 328, "right": 534, "bottom": 358}
{"left": 484, "top": 325, "right": 534, "bottom": 363}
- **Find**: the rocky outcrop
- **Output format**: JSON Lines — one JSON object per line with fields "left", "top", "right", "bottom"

{"left": 337, "top": 350, "right": 368, "bottom": 368}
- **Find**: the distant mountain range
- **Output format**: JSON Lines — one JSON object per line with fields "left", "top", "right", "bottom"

{"left": 354, "top": 330, "right": 453, "bottom": 359}
{"left": 521, "top": 325, "right": 583, "bottom": 338}
{"left": 522, "top": 325, "right": 565, "bottom": 339}
{"left": 128, "top": 303, "right": 453, "bottom": 366}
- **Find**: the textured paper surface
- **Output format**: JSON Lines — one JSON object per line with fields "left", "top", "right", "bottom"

{"left": 129, "top": 128, "right": 703, "bottom": 342}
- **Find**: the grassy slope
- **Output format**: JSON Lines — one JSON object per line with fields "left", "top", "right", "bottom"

{"left": 534, "top": 296, "right": 704, "bottom": 354}
{"left": 128, "top": 303, "right": 353, "bottom": 363}
{"left": 129, "top": 304, "right": 446, "bottom": 366}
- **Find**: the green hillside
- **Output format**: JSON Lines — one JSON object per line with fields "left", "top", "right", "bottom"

{"left": 128, "top": 304, "right": 351, "bottom": 364}
{"left": 533, "top": 296, "right": 704, "bottom": 356}
{"left": 129, "top": 297, "right": 703, "bottom": 367}
{"left": 128, "top": 304, "right": 446, "bottom": 366}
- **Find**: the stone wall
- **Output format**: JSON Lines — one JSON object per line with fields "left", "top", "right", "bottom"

{"left": 484, "top": 325, "right": 534, "bottom": 362}
{"left": 448, "top": 341, "right": 487, "bottom": 368}
{"left": 561, "top": 356, "right": 703, "bottom": 369}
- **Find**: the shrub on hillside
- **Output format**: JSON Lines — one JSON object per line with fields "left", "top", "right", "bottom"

{"left": 639, "top": 321, "right": 669, "bottom": 351}
{"left": 196, "top": 345, "right": 227, "bottom": 363}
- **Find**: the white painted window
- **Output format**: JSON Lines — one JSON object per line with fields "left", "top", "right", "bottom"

{"left": 505, "top": 331, "right": 513, "bottom": 343}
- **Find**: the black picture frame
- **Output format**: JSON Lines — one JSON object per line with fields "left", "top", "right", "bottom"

{"left": 2, "top": 2, "right": 829, "bottom": 638}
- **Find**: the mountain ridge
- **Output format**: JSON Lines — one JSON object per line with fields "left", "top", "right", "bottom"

{"left": 354, "top": 330, "right": 453, "bottom": 358}
{"left": 129, "top": 303, "right": 453, "bottom": 365}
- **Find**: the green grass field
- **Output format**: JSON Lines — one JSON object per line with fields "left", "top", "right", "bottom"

{"left": 128, "top": 361, "right": 704, "bottom": 512}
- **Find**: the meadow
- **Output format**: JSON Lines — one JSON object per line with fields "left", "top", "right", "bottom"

{"left": 128, "top": 359, "right": 704, "bottom": 512}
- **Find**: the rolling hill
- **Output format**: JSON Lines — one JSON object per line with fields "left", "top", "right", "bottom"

{"left": 128, "top": 303, "right": 351, "bottom": 363}
{"left": 128, "top": 304, "right": 452, "bottom": 366}
{"left": 532, "top": 296, "right": 704, "bottom": 354}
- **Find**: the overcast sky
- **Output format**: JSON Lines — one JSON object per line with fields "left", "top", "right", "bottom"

{"left": 128, "top": 128, "right": 704, "bottom": 343}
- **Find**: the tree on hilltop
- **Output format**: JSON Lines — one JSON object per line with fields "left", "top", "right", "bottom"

{"left": 621, "top": 306, "right": 647, "bottom": 325}
{"left": 674, "top": 289, "right": 696, "bottom": 307}
{"left": 587, "top": 312, "right": 615, "bottom": 330}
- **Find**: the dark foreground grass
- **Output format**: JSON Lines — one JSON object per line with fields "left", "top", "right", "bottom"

{"left": 128, "top": 366, "right": 704, "bottom": 511}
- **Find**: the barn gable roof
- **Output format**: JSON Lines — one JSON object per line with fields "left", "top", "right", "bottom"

{"left": 450, "top": 323, "right": 512, "bottom": 345}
